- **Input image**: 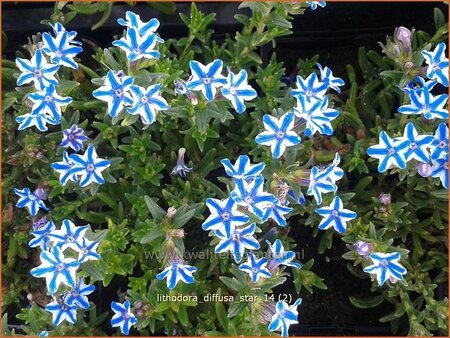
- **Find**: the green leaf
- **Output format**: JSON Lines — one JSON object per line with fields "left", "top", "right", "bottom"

{"left": 144, "top": 196, "right": 166, "bottom": 222}
{"left": 431, "top": 190, "right": 448, "bottom": 200}
{"left": 172, "top": 207, "right": 196, "bottom": 228}
{"left": 2, "top": 96, "right": 16, "bottom": 112}
{"left": 434, "top": 8, "right": 445, "bottom": 29}
{"left": 92, "top": 2, "right": 112, "bottom": 30}
{"left": 349, "top": 295, "right": 385, "bottom": 309}
{"left": 215, "top": 292, "right": 229, "bottom": 332}
{"left": 147, "top": 1, "right": 177, "bottom": 15}
{"left": 227, "top": 300, "right": 247, "bottom": 318}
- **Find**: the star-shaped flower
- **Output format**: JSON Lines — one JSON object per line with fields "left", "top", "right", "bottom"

{"left": 117, "top": 11, "right": 163, "bottom": 42}
{"left": 268, "top": 298, "right": 302, "bottom": 337}
{"left": 239, "top": 252, "right": 271, "bottom": 283}
{"left": 202, "top": 197, "right": 249, "bottom": 238}
{"left": 127, "top": 83, "right": 169, "bottom": 125}
{"left": 220, "top": 155, "right": 265, "bottom": 181}
{"left": 69, "top": 145, "right": 111, "bottom": 187}
{"left": 431, "top": 155, "right": 448, "bottom": 189}
{"left": 394, "top": 122, "right": 433, "bottom": 163}
{"left": 156, "top": 262, "right": 197, "bottom": 290}
{"left": 111, "top": 300, "right": 138, "bottom": 335}
{"left": 230, "top": 176, "right": 278, "bottom": 219}
{"left": 363, "top": 252, "right": 407, "bottom": 286}
{"left": 255, "top": 112, "right": 301, "bottom": 159}
{"left": 45, "top": 298, "right": 78, "bottom": 326}
{"left": 65, "top": 278, "right": 95, "bottom": 309}
{"left": 215, "top": 223, "right": 260, "bottom": 263}
{"left": 28, "top": 84, "right": 73, "bottom": 122}
{"left": 398, "top": 87, "right": 448, "bottom": 120}
{"left": 317, "top": 63, "right": 344, "bottom": 92}
{"left": 291, "top": 72, "right": 328, "bottom": 101}
{"left": 422, "top": 42, "right": 449, "bottom": 87}
{"left": 293, "top": 96, "right": 339, "bottom": 137}
{"left": 60, "top": 124, "right": 88, "bottom": 152}
{"left": 261, "top": 201, "right": 293, "bottom": 227}
{"left": 315, "top": 196, "right": 357, "bottom": 234}
{"left": 51, "top": 151, "right": 78, "bottom": 186}
{"left": 367, "top": 131, "right": 409, "bottom": 173}
{"left": 430, "top": 122, "right": 448, "bottom": 160}
{"left": 307, "top": 1, "right": 326, "bottom": 10}
{"left": 41, "top": 25, "right": 83, "bottom": 69}
{"left": 29, "top": 220, "right": 56, "bottom": 250}
{"left": 30, "top": 246, "right": 80, "bottom": 294}
{"left": 307, "top": 166, "right": 337, "bottom": 205}
{"left": 16, "top": 110, "right": 59, "bottom": 132}
{"left": 112, "top": 28, "right": 160, "bottom": 61}
{"left": 92, "top": 70, "right": 134, "bottom": 118}
{"left": 14, "top": 187, "right": 48, "bottom": 216}
{"left": 49, "top": 219, "right": 89, "bottom": 253}
{"left": 76, "top": 237, "right": 101, "bottom": 263}
{"left": 221, "top": 68, "right": 257, "bottom": 113}
{"left": 15, "top": 50, "right": 59, "bottom": 90}
{"left": 186, "top": 59, "right": 227, "bottom": 101}
{"left": 266, "top": 239, "right": 302, "bottom": 269}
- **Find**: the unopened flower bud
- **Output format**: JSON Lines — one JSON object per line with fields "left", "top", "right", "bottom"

{"left": 34, "top": 186, "right": 47, "bottom": 200}
{"left": 378, "top": 193, "right": 391, "bottom": 206}
{"left": 354, "top": 240, "right": 374, "bottom": 257}
{"left": 417, "top": 162, "right": 432, "bottom": 177}
{"left": 394, "top": 26, "right": 412, "bottom": 54}
{"left": 166, "top": 207, "right": 177, "bottom": 219}
{"left": 133, "top": 301, "right": 143, "bottom": 309}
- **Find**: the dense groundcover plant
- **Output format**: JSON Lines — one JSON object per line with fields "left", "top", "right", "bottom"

{"left": 1, "top": 1, "right": 448, "bottom": 336}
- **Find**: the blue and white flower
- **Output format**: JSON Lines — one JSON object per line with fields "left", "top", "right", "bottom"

{"left": 291, "top": 72, "right": 328, "bottom": 101}
{"left": 307, "top": 1, "right": 326, "bottom": 10}
{"left": 430, "top": 122, "right": 448, "bottom": 160}
{"left": 16, "top": 110, "right": 59, "bottom": 132}
{"left": 30, "top": 246, "right": 80, "bottom": 294}
{"left": 51, "top": 152, "right": 78, "bottom": 186}
{"left": 92, "top": 70, "right": 134, "bottom": 118}
{"left": 293, "top": 96, "right": 339, "bottom": 137}
{"left": 112, "top": 28, "right": 160, "bottom": 61}
{"left": 29, "top": 220, "right": 56, "bottom": 250}
{"left": 65, "top": 278, "right": 95, "bottom": 309}
{"left": 255, "top": 112, "right": 301, "bottom": 159}
{"left": 239, "top": 252, "right": 271, "bottom": 283}
{"left": 45, "top": 298, "right": 78, "bottom": 326}
{"left": 127, "top": 83, "right": 169, "bottom": 125}
{"left": 367, "top": 130, "right": 409, "bottom": 173}
{"left": 221, "top": 68, "right": 257, "bottom": 113}
{"left": 202, "top": 197, "right": 249, "bottom": 238}
{"left": 49, "top": 22, "right": 81, "bottom": 45}
{"left": 15, "top": 50, "right": 59, "bottom": 90}
{"left": 61, "top": 124, "right": 88, "bottom": 152}
{"left": 421, "top": 42, "right": 449, "bottom": 87}
{"left": 363, "top": 252, "right": 407, "bottom": 286}
{"left": 220, "top": 155, "right": 265, "bottom": 181}
{"left": 156, "top": 262, "right": 197, "bottom": 290}
{"left": 394, "top": 122, "right": 434, "bottom": 163}
{"left": 41, "top": 25, "right": 82, "bottom": 69}
{"left": 70, "top": 145, "right": 111, "bottom": 187}
{"left": 431, "top": 155, "right": 448, "bottom": 189}
{"left": 261, "top": 201, "right": 293, "bottom": 227}
{"left": 28, "top": 84, "right": 73, "bottom": 122}
{"left": 76, "top": 237, "right": 101, "bottom": 263}
{"left": 307, "top": 166, "right": 337, "bottom": 205}
{"left": 186, "top": 59, "right": 227, "bottom": 101}
{"left": 317, "top": 63, "right": 344, "bottom": 92}
{"left": 49, "top": 219, "right": 89, "bottom": 253}
{"left": 266, "top": 239, "right": 302, "bottom": 269}
{"left": 215, "top": 223, "right": 260, "bottom": 263}
{"left": 398, "top": 87, "right": 448, "bottom": 120}
{"left": 315, "top": 196, "right": 357, "bottom": 234}
{"left": 14, "top": 187, "right": 48, "bottom": 216}
{"left": 268, "top": 298, "right": 302, "bottom": 337}
{"left": 111, "top": 300, "right": 138, "bottom": 335}
{"left": 117, "top": 11, "right": 163, "bottom": 42}
{"left": 230, "top": 176, "right": 278, "bottom": 219}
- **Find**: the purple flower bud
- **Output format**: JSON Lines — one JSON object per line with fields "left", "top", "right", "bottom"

{"left": 257, "top": 301, "right": 276, "bottom": 324}
{"left": 378, "top": 193, "right": 391, "bottom": 206}
{"left": 32, "top": 216, "right": 48, "bottom": 230}
{"left": 33, "top": 186, "right": 47, "bottom": 200}
{"left": 417, "top": 162, "right": 432, "bottom": 177}
{"left": 354, "top": 240, "right": 374, "bottom": 257}
{"left": 395, "top": 26, "right": 412, "bottom": 54}
{"left": 170, "top": 147, "right": 192, "bottom": 179}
